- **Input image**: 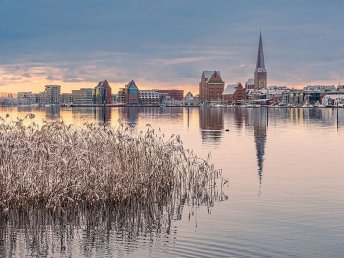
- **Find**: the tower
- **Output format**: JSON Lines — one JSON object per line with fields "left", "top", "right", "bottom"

{"left": 254, "top": 31, "right": 267, "bottom": 90}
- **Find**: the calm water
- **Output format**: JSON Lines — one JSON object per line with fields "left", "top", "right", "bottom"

{"left": 1, "top": 106, "right": 344, "bottom": 257}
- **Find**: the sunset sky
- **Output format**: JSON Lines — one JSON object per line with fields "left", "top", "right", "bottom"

{"left": 0, "top": 0, "right": 343, "bottom": 94}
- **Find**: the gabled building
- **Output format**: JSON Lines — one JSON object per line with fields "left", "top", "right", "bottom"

{"left": 222, "top": 83, "right": 246, "bottom": 104}
{"left": 199, "top": 71, "right": 225, "bottom": 102}
{"left": 93, "top": 80, "right": 112, "bottom": 104}
{"left": 125, "top": 80, "right": 139, "bottom": 104}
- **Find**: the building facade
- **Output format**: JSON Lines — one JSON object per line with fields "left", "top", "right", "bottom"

{"left": 93, "top": 80, "right": 112, "bottom": 104}
{"left": 139, "top": 90, "right": 160, "bottom": 105}
{"left": 61, "top": 93, "right": 73, "bottom": 104}
{"left": 254, "top": 32, "right": 267, "bottom": 90}
{"left": 44, "top": 85, "right": 61, "bottom": 104}
{"left": 157, "top": 89, "right": 184, "bottom": 101}
{"left": 125, "top": 80, "right": 139, "bottom": 104}
{"left": 199, "top": 71, "right": 225, "bottom": 102}
{"left": 17, "top": 92, "right": 32, "bottom": 105}
{"left": 222, "top": 83, "right": 246, "bottom": 104}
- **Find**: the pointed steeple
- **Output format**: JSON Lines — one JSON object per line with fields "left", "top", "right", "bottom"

{"left": 256, "top": 31, "right": 265, "bottom": 70}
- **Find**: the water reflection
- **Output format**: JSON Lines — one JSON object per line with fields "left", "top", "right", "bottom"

{"left": 253, "top": 109, "right": 267, "bottom": 187}
{"left": 199, "top": 108, "right": 224, "bottom": 143}
{"left": 0, "top": 184, "right": 227, "bottom": 257}
{"left": 1, "top": 106, "right": 344, "bottom": 257}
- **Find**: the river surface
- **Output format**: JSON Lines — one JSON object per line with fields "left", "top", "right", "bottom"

{"left": 1, "top": 106, "right": 344, "bottom": 257}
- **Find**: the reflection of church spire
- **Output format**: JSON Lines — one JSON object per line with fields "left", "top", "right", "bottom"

{"left": 253, "top": 109, "right": 267, "bottom": 187}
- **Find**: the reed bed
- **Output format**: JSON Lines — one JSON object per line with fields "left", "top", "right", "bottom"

{"left": 0, "top": 114, "right": 228, "bottom": 256}
{"left": 0, "top": 115, "right": 227, "bottom": 211}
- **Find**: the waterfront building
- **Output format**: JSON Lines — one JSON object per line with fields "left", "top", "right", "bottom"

{"left": 44, "top": 85, "right": 61, "bottom": 104}
{"left": 222, "top": 83, "right": 246, "bottom": 104}
{"left": 72, "top": 90, "right": 82, "bottom": 104}
{"left": 322, "top": 94, "right": 344, "bottom": 107}
{"left": 61, "top": 93, "right": 73, "bottom": 105}
{"left": 125, "top": 80, "right": 139, "bottom": 105}
{"left": 71, "top": 88, "right": 93, "bottom": 105}
{"left": 157, "top": 89, "right": 184, "bottom": 101}
{"left": 80, "top": 88, "right": 93, "bottom": 104}
{"left": 93, "top": 80, "right": 112, "bottom": 104}
{"left": 139, "top": 90, "right": 160, "bottom": 105}
{"left": 34, "top": 93, "right": 46, "bottom": 105}
{"left": 245, "top": 79, "right": 255, "bottom": 90}
{"left": 304, "top": 85, "right": 336, "bottom": 93}
{"left": 303, "top": 85, "right": 337, "bottom": 105}
{"left": 199, "top": 71, "right": 225, "bottom": 102}
{"left": 17, "top": 92, "right": 32, "bottom": 105}
{"left": 184, "top": 92, "right": 194, "bottom": 103}
{"left": 254, "top": 32, "right": 267, "bottom": 90}
{"left": 116, "top": 88, "right": 126, "bottom": 103}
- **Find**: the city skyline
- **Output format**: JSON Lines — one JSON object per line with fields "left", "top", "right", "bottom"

{"left": 1, "top": 0, "right": 344, "bottom": 94}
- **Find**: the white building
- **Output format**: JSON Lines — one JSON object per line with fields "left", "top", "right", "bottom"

{"left": 17, "top": 92, "right": 32, "bottom": 105}
{"left": 44, "top": 85, "right": 61, "bottom": 104}
{"left": 184, "top": 92, "right": 194, "bottom": 103}
{"left": 322, "top": 94, "right": 344, "bottom": 107}
{"left": 139, "top": 90, "right": 160, "bottom": 104}
{"left": 304, "top": 85, "right": 336, "bottom": 92}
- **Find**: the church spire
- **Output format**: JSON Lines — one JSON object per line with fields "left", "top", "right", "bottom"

{"left": 256, "top": 31, "right": 265, "bottom": 70}
{"left": 254, "top": 30, "right": 267, "bottom": 90}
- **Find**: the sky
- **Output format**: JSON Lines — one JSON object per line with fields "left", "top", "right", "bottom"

{"left": 0, "top": 0, "right": 344, "bottom": 94}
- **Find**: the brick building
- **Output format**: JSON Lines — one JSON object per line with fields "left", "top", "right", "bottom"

{"left": 222, "top": 83, "right": 246, "bottom": 104}
{"left": 199, "top": 71, "right": 225, "bottom": 102}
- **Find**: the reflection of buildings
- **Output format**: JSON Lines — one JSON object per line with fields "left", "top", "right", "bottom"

{"left": 45, "top": 105, "right": 61, "bottom": 119}
{"left": 118, "top": 107, "right": 140, "bottom": 125}
{"left": 245, "top": 108, "right": 267, "bottom": 186}
{"left": 233, "top": 107, "right": 245, "bottom": 129}
{"left": 199, "top": 108, "right": 224, "bottom": 142}
{"left": 94, "top": 107, "right": 112, "bottom": 124}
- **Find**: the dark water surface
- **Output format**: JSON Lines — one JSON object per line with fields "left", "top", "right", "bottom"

{"left": 1, "top": 106, "right": 344, "bottom": 257}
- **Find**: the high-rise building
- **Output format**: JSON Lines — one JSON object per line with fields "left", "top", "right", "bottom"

{"left": 93, "top": 80, "right": 112, "bottom": 104}
{"left": 254, "top": 32, "right": 267, "bottom": 90}
{"left": 44, "top": 85, "right": 61, "bottom": 104}
{"left": 199, "top": 71, "right": 225, "bottom": 102}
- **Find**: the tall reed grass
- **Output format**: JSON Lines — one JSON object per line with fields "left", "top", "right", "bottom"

{"left": 0, "top": 115, "right": 227, "bottom": 211}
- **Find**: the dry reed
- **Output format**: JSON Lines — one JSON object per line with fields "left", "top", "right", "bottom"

{"left": 0, "top": 114, "right": 227, "bottom": 211}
